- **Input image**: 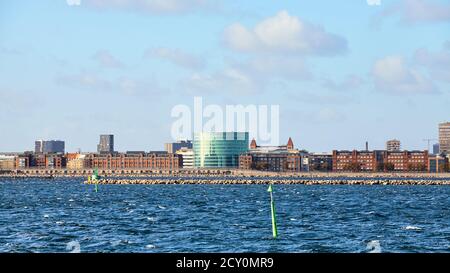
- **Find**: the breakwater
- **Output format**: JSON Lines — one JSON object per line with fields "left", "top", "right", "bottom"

{"left": 85, "top": 178, "right": 450, "bottom": 185}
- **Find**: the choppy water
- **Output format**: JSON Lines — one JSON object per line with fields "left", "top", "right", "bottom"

{"left": 0, "top": 178, "right": 449, "bottom": 253}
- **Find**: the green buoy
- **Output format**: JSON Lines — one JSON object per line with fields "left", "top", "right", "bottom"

{"left": 267, "top": 184, "right": 278, "bottom": 238}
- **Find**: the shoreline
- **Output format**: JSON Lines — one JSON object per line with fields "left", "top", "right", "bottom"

{"left": 84, "top": 178, "right": 450, "bottom": 185}
{"left": 1, "top": 169, "right": 450, "bottom": 185}
{"left": 1, "top": 169, "right": 450, "bottom": 178}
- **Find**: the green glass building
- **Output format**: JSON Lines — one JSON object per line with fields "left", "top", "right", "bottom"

{"left": 193, "top": 132, "right": 249, "bottom": 168}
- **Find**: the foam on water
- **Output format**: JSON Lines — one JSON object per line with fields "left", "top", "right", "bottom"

{"left": 366, "top": 240, "right": 382, "bottom": 253}
{"left": 404, "top": 225, "right": 422, "bottom": 231}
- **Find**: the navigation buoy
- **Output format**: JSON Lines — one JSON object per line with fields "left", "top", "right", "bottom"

{"left": 267, "top": 184, "right": 278, "bottom": 238}
{"left": 92, "top": 168, "right": 99, "bottom": 192}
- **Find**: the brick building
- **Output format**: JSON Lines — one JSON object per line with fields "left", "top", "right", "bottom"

{"left": 239, "top": 138, "right": 302, "bottom": 172}
{"left": 87, "top": 152, "right": 182, "bottom": 170}
{"left": 332, "top": 150, "right": 429, "bottom": 172}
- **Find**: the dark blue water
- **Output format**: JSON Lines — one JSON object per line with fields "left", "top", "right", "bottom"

{"left": 1, "top": 178, "right": 449, "bottom": 253}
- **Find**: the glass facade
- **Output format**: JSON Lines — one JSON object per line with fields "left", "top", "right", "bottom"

{"left": 194, "top": 132, "right": 249, "bottom": 168}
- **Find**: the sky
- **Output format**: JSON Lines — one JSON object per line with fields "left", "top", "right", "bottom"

{"left": 0, "top": 0, "right": 449, "bottom": 153}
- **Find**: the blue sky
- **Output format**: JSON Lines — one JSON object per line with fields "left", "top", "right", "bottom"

{"left": 0, "top": 0, "right": 449, "bottom": 153}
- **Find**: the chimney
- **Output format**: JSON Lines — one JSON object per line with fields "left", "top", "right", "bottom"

{"left": 365, "top": 141, "right": 369, "bottom": 151}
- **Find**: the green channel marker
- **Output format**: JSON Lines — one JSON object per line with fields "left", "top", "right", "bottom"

{"left": 267, "top": 184, "right": 278, "bottom": 238}
{"left": 93, "top": 168, "right": 99, "bottom": 192}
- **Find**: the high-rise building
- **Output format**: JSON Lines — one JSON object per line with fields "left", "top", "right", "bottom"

{"left": 439, "top": 122, "right": 450, "bottom": 154}
{"left": 97, "top": 135, "right": 114, "bottom": 154}
{"left": 386, "top": 139, "right": 401, "bottom": 152}
{"left": 165, "top": 140, "right": 193, "bottom": 154}
{"left": 433, "top": 143, "right": 440, "bottom": 155}
{"left": 193, "top": 132, "right": 249, "bottom": 168}
{"left": 35, "top": 140, "right": 65, "bottom": 154}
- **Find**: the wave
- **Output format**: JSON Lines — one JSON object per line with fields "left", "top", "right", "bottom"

{"left": 404, "top": 225, "right": 422, "bottom": 231}
{"left": 366, "top": 240, "right": 382, "bottom": 253}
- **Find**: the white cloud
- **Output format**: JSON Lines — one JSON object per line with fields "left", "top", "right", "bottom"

{"left": 372, "top": 55, "right": 436, "bottom": 94}
{"left": 414, "top": 42, "right": 450, "bottom": 82}
{"left": 84, "top": 0, "right": 215, "bottom": 14}
{"left": 93, "top": 50, "right": 124, "bottom": 69}
{"left": 223, "top": 10, "right": 347, "bottom": 56}
{"left": 376, "top": 0, "right": 450, "bottom": 24}
{"left": 145, "top": 47, "right": 205, "bottom": 70}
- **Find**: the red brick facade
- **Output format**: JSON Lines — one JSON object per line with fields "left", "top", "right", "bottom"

{"left": 87, "top": 153, "right": 182, "bottom": 170}
{"left": 332, "top": 150, "right": 429, "bottom": 172}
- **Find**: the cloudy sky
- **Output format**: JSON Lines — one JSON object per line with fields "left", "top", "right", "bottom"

{"left": 0, "top": 0, "right": 449, "bottom": 152}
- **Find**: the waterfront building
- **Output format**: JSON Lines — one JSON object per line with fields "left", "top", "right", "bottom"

{"left": 439, "top": 122, "right": 450, "bottom": 154}
{"left": 35, "top": 140, "right": 65, "bottom": 154}
{"left": 239, "top": 138, "right": 301, "bottom": 172}
{"left": 383, "top": 151, "right": 429, "bottom": 172}
{"left": 66, "top": 154, "right": 90, "bottom": 170}
{"left": 97, "top": 134, "right": 114, "bottom": 154}
{"left": 0, "top": 155, "right": 15, "bottom": 169}
{"left": 332, "top": 150, "right": 429, "bottom": 172}
{"left": 309, "top": 153, "right": 333, "bottom": 172}
{"left": 433, "top": 143, "right": 440, "bottom": 155}
{"left": 176, "top": 148, "right": 194, "bottom": 169}
{"left": 386, "top": 139, "right": 401, "bottom": 152}
{"left": 165, "top": 140, "right": 193, "bottom": 154}
{"left": 428, "top": 155, "right": 449, "bottom": 173}
{"left": 332, "top": 150, "right": 382, "bottom": 172}
{"left": 194, "top": 132, "right": 249, "bottom": 168}
{"left": 88, "top": 152, "right": 181, "bottom": 170}
{"left": 15, "top": 153, "right": 66, "bottom": 169}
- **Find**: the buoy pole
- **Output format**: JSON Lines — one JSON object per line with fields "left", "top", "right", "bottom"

{"left": 267, "top": 184, "right": 278, "bottom": 238}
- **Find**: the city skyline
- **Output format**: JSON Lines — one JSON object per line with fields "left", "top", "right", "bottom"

{"left": 1, "top": 0, "right": 449, "bottom": 153}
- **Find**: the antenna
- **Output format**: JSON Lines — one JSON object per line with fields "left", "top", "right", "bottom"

{"left": 423, "top": 138, "right": 438, "bottom": 152}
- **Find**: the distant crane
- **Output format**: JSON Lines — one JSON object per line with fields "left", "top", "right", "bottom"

{"left": 423, "top": 138, "right": 438, "bottom": 153}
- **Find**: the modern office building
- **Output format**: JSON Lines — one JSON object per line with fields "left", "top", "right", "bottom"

{"left": 433, "top": 143, "right": 440, "bottom": 155}
{"left": 428, "top": 155, "right": 449, "bottom": 173}
{"left": 194, "top": 132, "right": 249, "bottom": 168}
{"left": 35, "top": 140, "right": 65, "bottom": 154}
{"left": 239, "top": 138, "right": 301, "bottom": 172}
{"left": 309, "top": 153, "right": 333, "bottom": 172}
{"left": 15, "top": 153, "right": 66, "bottom": 169}
{"left": 97, "top": 135, "right": 114, "bottom": 154}
{"left": 439, "top": 122, "right": 450, "bottom": 154}
{"left": 386, "top": 139, "right": 401, "bottom": 152}
{"left": 165, "top": 140, "right": 193, "bottom": 154}
{"left": 176, "top": 148, "right": 194, "bottom": 169}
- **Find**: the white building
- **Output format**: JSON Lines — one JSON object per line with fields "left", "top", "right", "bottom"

{"left": 386, "top": 139, "right": 401, "bottom": 152}
{"left": 176, "top": 148, "right": 194, "bottom": 169}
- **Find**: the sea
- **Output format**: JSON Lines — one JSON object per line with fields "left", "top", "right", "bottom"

{"left": 0, "top": 178, "right": 449, "bottom": 253}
